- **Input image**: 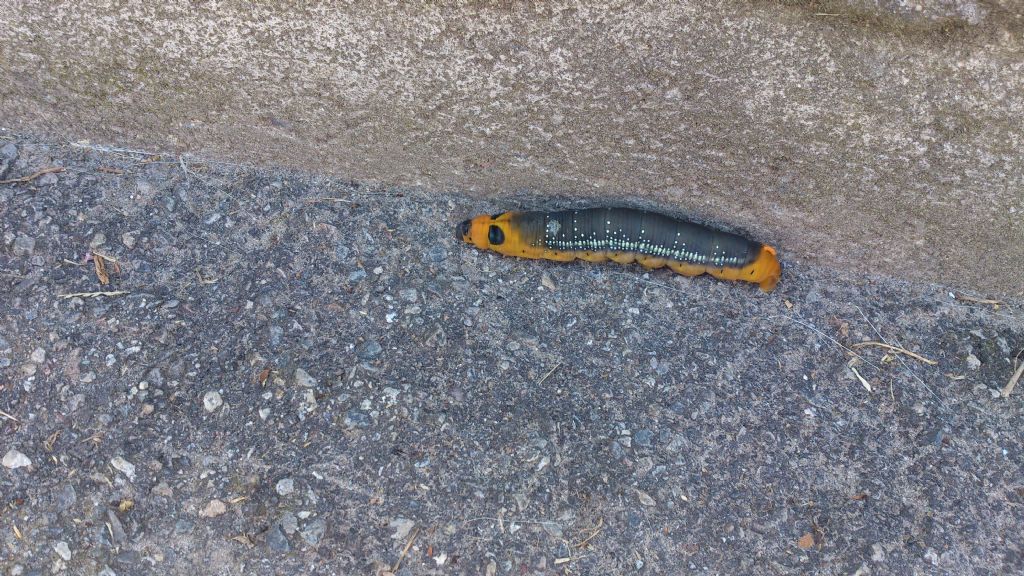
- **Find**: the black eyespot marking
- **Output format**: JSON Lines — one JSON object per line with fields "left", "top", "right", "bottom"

{"left": 456, "top": 219, "right": 471, "bottom": 240}
{"left": 488, "top": 225, "right": 505, "bottom": 245}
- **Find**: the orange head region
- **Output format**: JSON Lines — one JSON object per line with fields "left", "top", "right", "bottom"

{"left": 750, "top": 245, "right": 782, "bottom": 292}
{"left": 456, "top": 212, "right": 526, "bottom": 256}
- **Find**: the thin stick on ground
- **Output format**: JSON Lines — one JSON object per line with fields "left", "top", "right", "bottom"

{"left": 1003, "top": 356, "right": 1024, "bottom": 398}
{"left": 305, "top": 197, "right": 355, "bottom": 204}
{"left": 392, "top": 527, "right": 419, "bottom": 572}
{"left": 575, "top": 518, "right": 604, "bottom": 549}
{"left": 70, "top": 142, "right": 161, "bottom": 157}
{"left": 0, "top": 409, "right": 20, "bottom": 422}
{"left": 851, "top": 341, "right": 938, "bottom": 365}
{"left": 854, "top": 306, "right": 941, "bottom": 403}
{"left": 58, "top": 291, "right": 129, "bottom": 299}
{"left": 0, "top": 166, "right": 64, "bottom": 185}
{"left": 953, "top": 293, "right": 1002, "bottom": 307}
{"left": 850, "top": 366, "right": 872, "bottom": 392}
{"left": 537, "top": 363, "right": 562, "bottom": 385}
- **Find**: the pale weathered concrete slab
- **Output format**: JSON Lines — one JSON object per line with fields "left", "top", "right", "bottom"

{"left": 1, "top": 1, "right": 1022, "bottom": 297}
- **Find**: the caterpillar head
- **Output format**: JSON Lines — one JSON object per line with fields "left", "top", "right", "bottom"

{"left": 456, "top": 213, "right": 508, "bottom": 250}
{"left": 753, "top": 245, "right": 782, "bottom": 292}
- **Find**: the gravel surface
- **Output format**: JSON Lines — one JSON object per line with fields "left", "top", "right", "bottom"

{"left": 1, "top": 135, "right": 1022, "bottom": 575}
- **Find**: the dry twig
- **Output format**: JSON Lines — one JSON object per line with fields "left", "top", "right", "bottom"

{"left": 0, "top": 166, "right": 64, "bottom": 185}
{"left": 58, "top": 291, "right": 129, "bottom": 299}
{"left": 1003, "top": 355, "right": 1024, "bottom": 398}
{"left": 953, "top": 293, "right": 1002, "bottom": 308}
{"left": 851, "top": 341, "right": 937, "bottom": 365}
{"left": 850, "top": 365, "right": 872, "bottom": 392}
{"left": 94, "top": 254, "right": 110, "bottom": 285}
{"left": 0, "top": 408, "right": 20, "bottom": 422}
{"left": 537, "top": 363, "right": 562, "bottom": 386}
{"left": 575, "top": 518, "right": 604, "bottom": 549}
{"left": 305, "top": 197, "right": 355, "bottom": 204}
{"left": 392, "top": 526, "right": 419, "bottom": 572}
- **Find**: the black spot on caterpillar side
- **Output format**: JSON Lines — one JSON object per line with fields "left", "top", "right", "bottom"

{"left": 488, "top": 225, "right": 505, "bottom": 245}
{"left": 512, "top": 207, "right": 761, "bottom": 267}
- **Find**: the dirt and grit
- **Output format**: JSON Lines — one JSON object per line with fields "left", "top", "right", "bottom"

{"left": 1, "top": 135, "right": 1021, "bottom": 574}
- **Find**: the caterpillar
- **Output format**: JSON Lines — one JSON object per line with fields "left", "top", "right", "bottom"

{"left": 456, "top": 207, "right": 781, "bottom": 292}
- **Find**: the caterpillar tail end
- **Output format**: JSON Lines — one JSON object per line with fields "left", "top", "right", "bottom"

{"left": 756, "top": 245, "right": 782, "bottom": 292}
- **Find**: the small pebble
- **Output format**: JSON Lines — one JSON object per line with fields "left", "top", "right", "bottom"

{"left": 266, "top": 525, "right": 290, "bottom": 552}
{"left": 294, "top": 368, "right": 317, "bottom": 388}
{"left": 301, "top": 518, "right": 326, "bottom": 545}
{"left": 13, "top": 234, "right": 35, "bottom": 257}
{"left": 90, "top": 233, "right": 106, "bottom": 248}
{"left": 334, "top": 243, "right": 350, "bottom": 260}
{"left": 966, "top": 354, "right": 981, "bottom": 370}
{"left": 399, "top": 288, "right": 418, "bottom": 303}
{"left": 348, "top": 269, "right": 367, "bottom": 282}
{"left": 0, "top": 142, "right": 17, "bottom": 159}
{"left": 121, "top": 232, "right": 137, "bottom": 249}
{"left": 30, "top": 347, "right": 46, "bottom": 363}
{"left": 356, "top": 340, "right": 383, "bottom": 360}
{"left": 269, "top": 325, "right": 284, "bottom": 346}
{"left": 634, "top": 429, "right": 654, "bottom": 448}
{"left": 39, "top": 171, "right": 59, "bottom": 186}
{"left": 636, "top": 489, "right": 656, "bottom": 506}
{"left": 53, "top": 541, "right": 72, "bottom": 561}
{"left": 280, "top": 511, "right": 298, "bottom": 535}
{"left": 276, "top": 478, "right": 295, "bottom": 496}
{"left": 343, "top": 410, "right": 372, "bottom": 429}
{"left": 110, "top": 456, "right": 136, "bottom": 481}
{"left": 389, "top": 518, "right": 416, "bottom": 540}
{"left": 152, "top": 481, "right": 173, "bottom": 497}
{"left": 199, "top": 499, "right": 227, "bottom": 518}
{"left": 3, "top": 449, "right": 32, "bottom": 469}
{"left": 203, "top": 390, "right": 223, "bottom": 412}
{"left": 55, "top": 484, "right": 77, "bottom": 511}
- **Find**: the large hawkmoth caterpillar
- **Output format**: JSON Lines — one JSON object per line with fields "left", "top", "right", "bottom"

{"left": 457, "top": 207, "right": 781, "bottom": 291}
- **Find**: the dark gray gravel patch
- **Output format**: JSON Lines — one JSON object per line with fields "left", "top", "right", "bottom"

{"left": 0, "top": 134, "right": 1022, "bottom": 575}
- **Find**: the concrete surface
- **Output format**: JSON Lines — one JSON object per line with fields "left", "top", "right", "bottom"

{"left": 1, "top": 135, "right": 1023, "bottom": 575}
{"left": 1, "top": 1, "right": 1023, "bottom": 296}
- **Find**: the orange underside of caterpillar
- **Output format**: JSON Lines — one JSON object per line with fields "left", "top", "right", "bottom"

{"left": 457, "top": 209, "right": 781, "bottom": 292}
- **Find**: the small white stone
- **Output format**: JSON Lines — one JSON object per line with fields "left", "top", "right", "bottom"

{"left": 110, "top": 456, "right": 136, "bottom": 481}
{"left": 389, "top": 517, "right": 415, "bottom": 540}
{"left": 203, "top": 390, "right": 223, "bottom": 412}
{"left": 259, "top": 407, "right": 271, "bottom": 420}
{"left": 30, "top": 348, "right": 46, "bottom": 363}
{"left": 966, "top": 354, "right": 981, "bottom": 370}
{"left": 53, "top": 541, "right": 72, "bottom": 561}
{"left": 636, "top": 489, "right": 656, "bottom": 507}
{"left": 199, "top": 499, "right": 227, "bottom": 518}
{"left": 294, "top": 368, "right": 317, "bottom": 388}
{"left": 2, "top": 449, "right": 32, "bottom": 469}
{"left": 382, "top": 387, "right": 400, "bottom": 407}
{"left": 276, "top": 478, "right": 295, "bottom": 496}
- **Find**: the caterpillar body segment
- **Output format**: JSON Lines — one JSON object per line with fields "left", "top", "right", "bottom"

{"left": 456, "top": 207, "right": 781, "bottom": 291}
